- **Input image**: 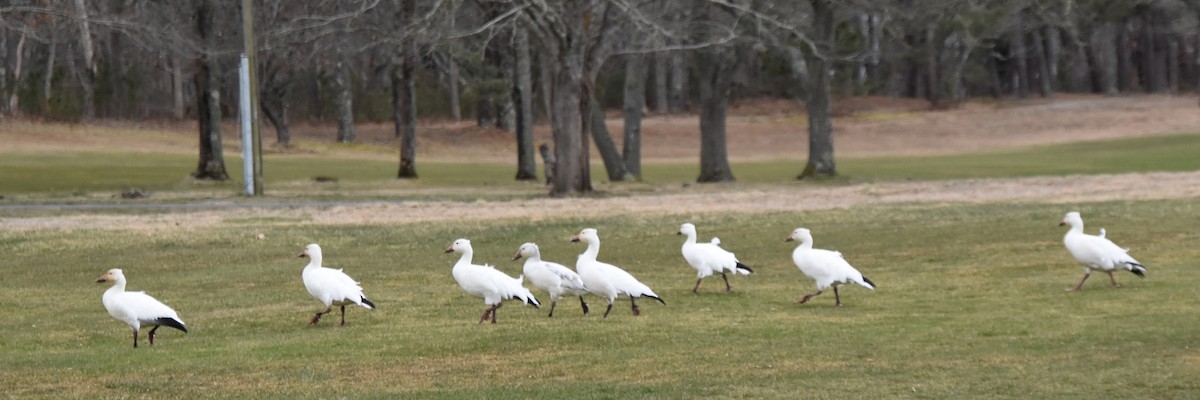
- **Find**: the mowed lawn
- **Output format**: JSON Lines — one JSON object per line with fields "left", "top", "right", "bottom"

{"left": 2, "top": 132, "right": 1200, "bottom": 197}
{"left": 1, "top": 200, "right": 1198, "bottom": 398}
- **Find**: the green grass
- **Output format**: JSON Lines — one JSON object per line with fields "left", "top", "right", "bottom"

{"left": 2, "top": 200, "right": 1199, "bottom": 398}
{"left": 645, "top": 132, "right": 1200, "bottom": 183}
{"left": 2, "top": 133, "right": 1199, "bottom": 197}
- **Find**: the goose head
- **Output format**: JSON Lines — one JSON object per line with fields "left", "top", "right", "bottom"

{"left": 785, "top": 228, "right": 813, "bottom": 244}
{"left": 96, "top": 268, "right": 125, "bottom": 284}
{"left": 1059, "top": 211, "right": 1083, "bottom": 229}
{"left": 571, "top": 228, "right": 599, "bottom": 244}
{"left": 299, "top": 243, "right": 322, "bottom": 260}
{"left": 446, "top": 238, "right": 472, "bottom": 254}
{"left": 677, "top": 223, "right": 696, "bottom": 237}
{"left": 513, "top": 242, "right": 539, "bottom": 261}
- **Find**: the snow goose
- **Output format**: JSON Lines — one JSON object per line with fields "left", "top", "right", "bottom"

{"left": 571, "top": 228, "right": 665, "bottom": 317}
{"left": 446, "top": 239, "right": 540, "bottom": 324}
{"left": 299, "top": 243, "right": 376, "bottom": 326}
{"left": 513, "top": 242, "right": 589, "bottom": 317}
{"left": 96, "top": 269, "right": 187, "bottom": 348}
{"left": 677, "top": 223, "right": 753, "bottom": 293}
{"left": 786, "top": 228, "right": 876, "bottom": 306}
{"left": 1059, "top": 211, "right": 1146, "bottom": 291}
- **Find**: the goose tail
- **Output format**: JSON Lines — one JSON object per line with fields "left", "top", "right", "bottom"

{"left": 154, "top": 317, "right": 188, "bottom": 333}
{"left": 643, "top": 293, "right": 666, "bottom": 305}
{"left": 1126, "top": 262, "right": 1147, "bottom": 278}
{"left": 360, "top": 297, "right": 376, "bottom": 310}
{"left": 859, "top": 275, "right": 877, "bottom": 290}
{"left": 735, "top": 262, "right": 753, "bottom": 275}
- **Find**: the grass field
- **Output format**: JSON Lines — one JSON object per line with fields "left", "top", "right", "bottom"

{"left": 2, "top": 132, "right": 1199, "bottom": 198}
{"left": 1, "top": 199, "right": 1198, "bottom": 398}
{"left": 3, "top": 110, "right": 1199, "bottom": 399}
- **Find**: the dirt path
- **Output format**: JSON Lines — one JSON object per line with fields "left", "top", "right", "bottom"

{"left": 5, "top": 95, "right": 1197, "bottom": 162}
{"left": 5, "top": 170, "right": 1198, "bottom": 232}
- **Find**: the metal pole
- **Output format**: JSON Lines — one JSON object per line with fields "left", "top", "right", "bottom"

{"left": 242, "top": 0, "right": 264, "bottom": 195}
{"left": 239, "top": 54, "right": 254, "bottom": 196}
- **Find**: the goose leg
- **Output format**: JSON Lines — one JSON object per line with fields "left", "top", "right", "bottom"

{"left": 339, "top": 305, "right": 346, "bottom": 326}
{"left": 132, "top": 330, "right": 139, "bottom": 348}
{"left": 1066, "top": 273, "right": 1090, "bottom": 292}
{"left": 722, "top": 273, "right": 732, "bottom": 292}
{"left": 833, "top": 287, "right": 842, "bottom": 307}
{"left": 149, "top": 326, "right": 160, "bottom": 346}
{"left": 310, "top": 307, "right": 332, "bottom": 325}
{"left": 491, "top": 302, "right": 502, "bottom": 324}
{"left": 547, "top": 301, "right": 557, "bottom": 317}
{"left": 797, "top": 290, "right": 823, "bottom": 304}
{"left": 579, "top": 296, "right": 590, "bottom": 315}
{"left": 631, "top": 297, "right": 641, "bottom": 316}
{"left": 1106, "top": 271, "right": 1120, "bottom": 288}
{"left": 692, "top": 278, "right": 703, "bottom": 293}
{"left": 479, "top": 305, "right": 496, "bottom": 324}
{"left": 603, "top": 302, "right": 614, "bottom": 318}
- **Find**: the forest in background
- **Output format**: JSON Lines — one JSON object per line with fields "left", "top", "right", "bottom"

{"left": 2, "top": 0, "right": 1198, "bottom": 194}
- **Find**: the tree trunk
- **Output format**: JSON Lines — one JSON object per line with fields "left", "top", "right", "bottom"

{"left": 7, "top": 29, "right": 26, "bottom": 115}
{"left": 1090, "top": 23, "right": 1119, "bottom": 94}
{"left": 549, "top": 45, "right": 590, "bottom": 196}
{"left": 589, "top": 98, "right": 633, "bottom": 182}
{"left": 334, "top": 60, "right": 355, "bottom": 142}
{"left": 1011, "top": 21, "right": 1030, "bottom": 98}
{"left": 41, "top": 28, "right": 55, "bottom": 114}
{"left": 497, "top": 37, "right": 516, "bottom": 132}
{"left": 925, "top": 26, "right": 941, "bottom": 106}
{"left": 446, "top": 7, "right": 462, "bottom": 121}
{"left": 74, "top": 0, "right": 96, "bottom": 120}
{"left": 1167, "top": 36, "right": 1180, "bottom": 92}
{"left": 1031, "top": 29, "right": 1053, "bottom": 97}
{"left": 695, "top": 47, "right": 735, "bottom": 183}
{"left": 652, "top": 53, "right": 669, "bottom": 113}
{"left": 622, "top": 54, "right": 646, "bottom": 180}
{"left": 669, "top": 52, "right": 689, "bottom": 113}
{"left": 539, "top": 143, "right": 555, "bottom": 185}
{"left": 172, "top": 57, "right": 185, "bottom": 119}
{"left": 192, "top": 0, "right": 228, "bottom": 181}
{"left": 1140, "top": 10, "right": 1167, "bottom": 93}
{"left": 799, "top": 0, "right": 836, "bottom": 179}
{"left": 396, "top": 35, "right": 418, "bottom": 179}
{"left": 514, "top": 28, "right": 537, "bottom": 181}
{"left": 1116, "top": 19, "right": 1134, "bottom": 92}
{"left": 539, "top": 52, "right": 553, "bottom": 122}
{"left": 261, "top": 89, "right": 291, "bottom": 147}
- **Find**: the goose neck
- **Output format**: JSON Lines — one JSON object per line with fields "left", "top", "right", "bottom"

{"left": 581, "top": 239, "right": 600, "bottom": 260}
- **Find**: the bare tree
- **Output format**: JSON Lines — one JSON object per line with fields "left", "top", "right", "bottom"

{"left": 394, "top": 0, "right": 418, "bottom": 179}
{"left": 695, "top": 1, "right": 740, "bottom": 183}
{"left": 622, "top": 53, "right": 646, "bottom": 180}
{"left": 191, "top": 0, "right": 228, "bottom": 181}
{"left": 513, "top": 25, "right": 537, "bottom": 181}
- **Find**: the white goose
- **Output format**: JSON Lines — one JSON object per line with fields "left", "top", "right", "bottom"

{"left": 446, "top": 239, "right": 540, "bottom": 324}
{"left": 786, "top": 228, "right": 876, "bottom": 306}
{"left": 96, "top": 268, "right": 188, "bottom": 348}
{"left": 513, "top": 242, "right": 589, "bottom": 317}
{"left": 1059, "top": 211, "right": 1146, "bottom": 291}
{"left": 677, "top": 223, "right": 753, "bottom": 293}
{"left": 571, "top": 228, "right": 664, "bottom": 317}
{"left": 300, "top": 243, "right": 376, "bottom": 326}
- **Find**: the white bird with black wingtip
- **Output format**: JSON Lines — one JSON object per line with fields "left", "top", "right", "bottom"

{"left": 571, "top": 228, "right": 665, "bottom": 317}
{"left": 446, "top": 239, "right": 540, "bottom": 324}
{"left": 96, "top": 268, "right": 188, "bottom": 348}
{"left": 1059, "top": 211, "right": 1146, "bottom": 291}
{"left": 786, "top": 228, "right": 876, "bottom": 307}
{"left": 677, "top": 223, "right": 753, "bottom": 293}
{"left": 299, "top": 243, "right": 376, "bottom": 326}
{"left": 513, "top": 242, "right": 589, "bottom": 317}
